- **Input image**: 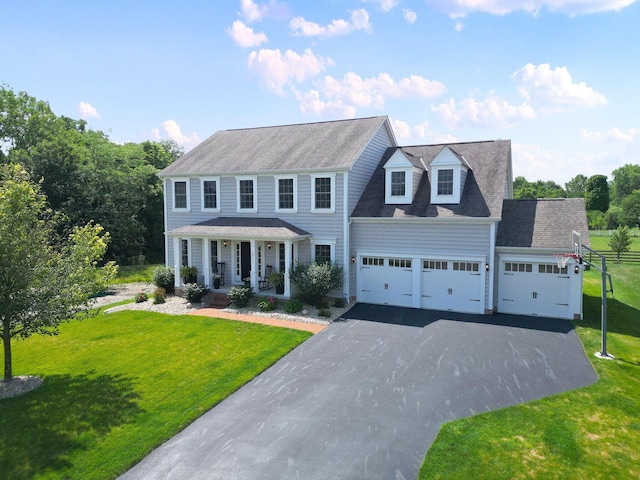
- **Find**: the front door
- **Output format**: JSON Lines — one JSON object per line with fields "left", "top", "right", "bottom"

{"left": 241, "top": 241, "right": 251, "bottom": 280}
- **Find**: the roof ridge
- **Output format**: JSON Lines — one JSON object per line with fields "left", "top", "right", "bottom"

{"left": 224, "top": 116, "right": 387, "bottom": 133}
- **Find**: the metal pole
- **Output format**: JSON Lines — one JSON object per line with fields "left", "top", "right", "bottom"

{"left": 600, "top": 255, "right": 608, "bottom": 357}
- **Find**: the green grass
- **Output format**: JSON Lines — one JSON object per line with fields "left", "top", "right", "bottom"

{"left": 112, "top": 264, "right": 162, "bottom": 284}
{"left": 0, "top": 311, "right": 311, "bottom": 479}
{"left": 419, "top": 262, "right": 640, "bottom": 479}
{"left": 587, "top": 230, "right": 640, "bottom": 251}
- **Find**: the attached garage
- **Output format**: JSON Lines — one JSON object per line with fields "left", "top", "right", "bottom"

{"left": 359, "top": 256, "right": 413, "bottom": 307}
{"left": 498, "top": 257, "right": 576, "bottom": 319}
{"left": 421, "top": 259, "right": 484, "bottom": 314}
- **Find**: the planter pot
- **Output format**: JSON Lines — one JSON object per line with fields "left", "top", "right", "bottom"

{"left": 213, "top": 277, "right": 221, "bottom": 289}
{"left": 183, "top": 274, "right": 197, "bottom": 284}
{"left": 275, "top": 284, "right": 285, "bottom": 295}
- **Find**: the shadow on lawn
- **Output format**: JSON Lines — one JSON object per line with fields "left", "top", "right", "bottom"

{"left": 580, "top": 293, "right": 640, "bottom": 340}
{"left": 0, "top": 371, "right": 143, "bottom": 479}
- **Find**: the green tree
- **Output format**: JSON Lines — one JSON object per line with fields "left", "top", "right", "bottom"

{"left": 513, "top": 176, "right": 565, "bottom": 199}
{"left": 565, "top": 174, "right": 587, "bottom": 198}
{"left": 608, "top": 225, "right": 632, "bottom": 263}
{"left": 587, "top": 210, "right": 606, "bottom": 231}
{"left": 585, "top": 174, "right": 609, "bottom": 212}
{"left": 619, "top": 190, "right": 640, "bottom": 228}
{"left": 611, "top": 164, "right": 640, "bottom": 205}
{"left": 0, "top": 165, "right": 116, "bottom": 381}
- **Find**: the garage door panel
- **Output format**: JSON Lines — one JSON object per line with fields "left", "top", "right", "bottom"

{"left": 421, "top": 260, "right": 483, "bottom": 314}
{"left": 360, "top": 257, "right": 412, "bottom": 307}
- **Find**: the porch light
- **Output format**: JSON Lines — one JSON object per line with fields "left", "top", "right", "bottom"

{"left": 485, "top": 263, "right": 490, "bottom": 271}
{"left": 351, "top": 256, "right": 356, "bottom": 264}
{"left": 267, "top": 242, "right": 272, "bottom": 249}
{"left": 574, "top": 265, "right": 580, "bottom": 274}
{"left": 223, "top": 240, "right": 227, "bottom": 247}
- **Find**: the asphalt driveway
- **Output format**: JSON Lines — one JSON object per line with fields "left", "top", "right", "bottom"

{"left": 120, "top": 304, "right": 597, "bottom": 480}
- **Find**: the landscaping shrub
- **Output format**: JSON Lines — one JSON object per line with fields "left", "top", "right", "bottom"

{"left": 184, "top": 283, "right": 207, "bottom": 303}
{"left": 152, "top": 266, "right": 175, "bottom": 294}
{"left": 135, "top": 292, "right": 148, "bottom": 303}
{"left": 228, "top": 285, "right": 253, "bottom": 307}
{"left": 258, "top": 296, "right": 279, "bottom": 312}
{"left": 318, "top": 308, "right": 332, "bottom": 318}
{"left": 333, "top": 297, "right": 346, "bottom": 308}
{"left": 289, "top": 262, "right": 343, "bottom": 306}
{"left": 153, "top": 287, "right": 166, "bottom": 304}
{"left": 283, "top": 298, "right": 304, "bottom": 314}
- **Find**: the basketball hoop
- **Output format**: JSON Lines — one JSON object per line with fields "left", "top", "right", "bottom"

{"left": 554, "top": 253, "right": 579, "bottom": 269}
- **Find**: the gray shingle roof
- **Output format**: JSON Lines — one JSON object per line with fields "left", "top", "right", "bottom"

{"left": 496, "top": 198, "right": 590, "bottom": 249}
{"left": 168, "top": 217, "right": 311, "bottom": 240}
{"left": 351, "top": 140, "right": 511, "bottom": 218}
{"left": 159, "top": 116, "right": 392, "bottom": 176}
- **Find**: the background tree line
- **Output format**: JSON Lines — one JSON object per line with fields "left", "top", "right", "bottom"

{"left": 513, "top": 166, "right": 640, "bottom": 231}
{"left": 0, "top": 85, "right": 181, "bottom": 264}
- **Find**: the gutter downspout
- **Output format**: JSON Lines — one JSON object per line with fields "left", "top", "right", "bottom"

{"left": 343, "top": 171, "right": 350, "bottom": 302}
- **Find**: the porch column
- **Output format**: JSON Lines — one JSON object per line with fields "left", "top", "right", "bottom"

{"left": 284, "top": 240, "right": 292, "bottom": 297}
{"left": 203, "top": 239, "right": 211, "bottom": 288}
{"left": 172, "top": 237, "right": 180, "bottom": 288}
{"left": 250, "top": 239, "right": 258, "bottom": 292}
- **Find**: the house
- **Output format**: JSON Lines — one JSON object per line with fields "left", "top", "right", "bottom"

{"left": 159, "top": 116, "right": 589, "bottom": 320}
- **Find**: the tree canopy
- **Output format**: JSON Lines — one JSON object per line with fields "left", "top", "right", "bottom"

{"left": 513, "top": 176, "right": 566, "bottom": 199}
{"left": 0, "top": 84, "right": 181, "bottom": 263}
{"left": 0, "top": 164, "right": 117, "bottom": 381}
{"left": 585, "top": 175, "right": 609, "bottom": 212}
{"left": 611, "top": 164, "right": 640, "bottom": 205}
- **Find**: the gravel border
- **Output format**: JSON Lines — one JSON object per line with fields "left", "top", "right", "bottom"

{"left": 0, "top": 375, "right": 44, "bottom": 399}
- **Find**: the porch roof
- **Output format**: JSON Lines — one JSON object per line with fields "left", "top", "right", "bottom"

{"left": 168, "top": 217, "right": 311, "bottom": 241}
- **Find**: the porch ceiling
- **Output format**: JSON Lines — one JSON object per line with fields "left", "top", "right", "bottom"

{"left": 168, "top": 217, "right": 311, "bottom": 241}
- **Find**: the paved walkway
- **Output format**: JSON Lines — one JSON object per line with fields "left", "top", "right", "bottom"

{"left": 189, "top": 308, "right": 327, "bottom": 333}
{"left": 121, "top": 305, "right": 597, "bottom": 480}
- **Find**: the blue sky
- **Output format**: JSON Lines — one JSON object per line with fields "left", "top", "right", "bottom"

{"left": 2, "top": 0, "right": 638, "bottom": 184}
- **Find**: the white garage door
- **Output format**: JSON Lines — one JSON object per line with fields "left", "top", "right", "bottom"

{"left": 359, "top": 257, "right": 413, "bottom": 307}
{"left": 499, "top": 261, "right": 571, "bottom": 318}
{"left": 421, "top": 260, "right": 484, "bottom": 314}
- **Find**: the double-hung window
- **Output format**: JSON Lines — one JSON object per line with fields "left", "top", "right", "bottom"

{"left": 311, "top": 238, "right": 336, "bottom": 263}
{"left": 390, "top": 171, "right": 406, "bottom": 197}
{"left": 275, "top": 175, "right": 298, "bottom": 212}
{"left": 172, "top": 179, "right": 190, "bottom": 212}
{"left": 437, "top": 169, "right": 454, "bottom": 196}
{"left": 236, "top": 176, "right": 258, "bottom": 212}
{"left": 201, "top": 177, "right": 220, "bottom": 212}
{"left": 311, "top": 173, "right": 335, "bottom": 213}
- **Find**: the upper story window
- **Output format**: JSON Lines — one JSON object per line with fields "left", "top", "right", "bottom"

{"left": 171, "top": 178, "right": 190, "bottom": 212}
{"left": 201, "top": 177, "right": 220, "bottom": 212}
{"left": 437, "top": 169, "right": 454, "bottom": 196}
{"left": 311, "top": 173, "right": 335, "bottom": 213}
{"left": 275, "top": 175, "right": 298, "bottom": 213}
{"left": 391, "top": 171, "right": 406, "bottom": 197}
{"left": 236, "top": 176, "right": 258, "bottom": 213}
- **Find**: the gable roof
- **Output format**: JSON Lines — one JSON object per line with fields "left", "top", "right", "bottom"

{"left": 352, "top": 140, "right": 511, "bottom": 219}
{"left": 496, "top": 198, "right": 590, "bottom": 250}
{"left": 159, "top": 116, "right": 393, "bottom": 177}
{"left": 168, "top": 217, "right": 311, "bottom": 240}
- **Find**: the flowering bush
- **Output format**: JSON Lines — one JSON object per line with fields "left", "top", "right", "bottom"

{"left": 289, "top": 261, "right": 343, "bottom": 307}
{"left": 228, "top": 285, "right": 253, "bottom": 307}
{"left": 152, "top": 266, "right": 175, "bottom": 294}
{"left": 135, "top": 292, "right": 148, "bottom": 303}
{"left": 258, "top": 296, "right": 278, "bottom": 312}
{"left": 184, "top": 283, "right": 207, "bottom": 303}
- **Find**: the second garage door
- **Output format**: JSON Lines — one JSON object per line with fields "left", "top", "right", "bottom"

{"left": 421, "top": 259, "right": 484, "bottom": 314}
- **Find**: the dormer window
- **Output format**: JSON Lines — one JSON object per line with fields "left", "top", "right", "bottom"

{"left": 430, "top": 147, "right": 470, "bottom": 205}
{"left": 384, "top": 150, "right": 422, "bottom": 204}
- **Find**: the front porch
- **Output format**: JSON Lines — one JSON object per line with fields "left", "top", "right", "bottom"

{"left": 168, "top": 217, "right": 311, "bottom": 298}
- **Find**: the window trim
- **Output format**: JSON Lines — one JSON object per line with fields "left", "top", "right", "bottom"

{"left": 274, "top": 174, "right": 298, "bottom": 213}
{"left": 310, "top": 237, "right": 336, "bottom": 263}
{"left": 437, "top": 168, "right": 454, "bottom": 196}
{"left": 236, "top": 176, "right": 258, "bottom": 213}
{"left": 384, "top": 167, "right": 413, "bottom": 204}
{"left": 200, "top": 177, "right": 220, "bottom": 213}
{"left": 171, "top": 178, "right": 191, "bottom": 212}
{"left": 310, "top": 173, "right": 336, "bottom": 213}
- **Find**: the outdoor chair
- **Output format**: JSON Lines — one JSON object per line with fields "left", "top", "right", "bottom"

{"left": 259, "top": 265, "right": 273, "bottom": 290}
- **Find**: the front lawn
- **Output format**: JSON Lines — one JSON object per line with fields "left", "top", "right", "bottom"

{"left": 419, "top": 262, "right": 640, "bottom": 479}
{"left": 0, "top": 311, "right": 311, "bottom": 479}
{"left": 112, "top": 263, "right": 162, "bottom": 284}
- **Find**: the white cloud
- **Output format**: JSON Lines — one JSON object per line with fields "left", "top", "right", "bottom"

{"left": 513, "top": 63, "right": 607, "bottom": 112}
{"left": 455, "top": 21, "right": 464, "bottom": 31}
{"left": 152, "top": 120, "right": 201, "bottom": 150}
{"left": 78, "top": 101, "right": 100, "bottom": 120}
{"left": 247, "top": 48, "right": 331, "bottom": 96}
{"left": 424, "top": 0, "right": 636, "bottom": 18}
{"left": 239, "top": 0, "right": 267, "bottom": 22}
{"left": 293, "top": 88, "right": 358, "bottom": 118}
{"left": 363, "top": 0, "right": 399, "bottom": 12}
{"left": 580, "top": 127, "right": 638, "bottom": 143}
{"left": 403, "top": 8, "right": 418, "bottom": 23}
{"left": 391, "top": 118, "right": 458, "bottom": 144}
{"left": 433, "top": 95, "right": 537, "bottom": 129}
{"left": 290, "top": 9, "right": 372, "bottom": 38}
{"left": 227, "top": 20, "right": 268, "bottom": 48}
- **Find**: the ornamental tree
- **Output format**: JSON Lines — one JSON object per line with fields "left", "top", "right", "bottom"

{"left": 608, "top": 225, "right": 632, "bottom": 264}
{"left": 0, "top": 164, "right": 116, "bottom": 381}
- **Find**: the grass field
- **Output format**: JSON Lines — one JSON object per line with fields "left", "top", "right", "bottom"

{"left": 0, "top": 311, "right": 311, "bottom": 479}
{"left": 587, "top": 229, "right": 640, "bottom": 251}
{"left": 419, "top": 248, "right": 640, "bottom": 478}
{"left": 112, "top": 264, "right": 162, "bottom": 284}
